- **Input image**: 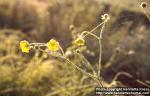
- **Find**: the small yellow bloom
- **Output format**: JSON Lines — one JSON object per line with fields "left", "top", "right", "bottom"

{"left": 47, "top": 39, "right": 59, "bottom": 51}
{"left": 74, "top": 37, "right": 85, "bottom": 46}
{"left": 20, "top": 40, "right": 30, "bottom": 53}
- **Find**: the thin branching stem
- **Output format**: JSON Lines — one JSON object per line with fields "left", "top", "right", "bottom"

{"left": 74, "top": 52, "right": 96, "bottom": 74}
{"left": 60, "top": 56, "right": 103, "bottom": 87}
{"left": 59, "top": 45, "right": 65, "bottom": 56}
{"left": 142, "top": 9, "right": 150, "bottom": 21}
{"left": 30, "top": 43, "right": 46, "bottom": 46}
{"left": 81, "top": 31, "right": 100, "bottom": 40}
{"left": 98, "top": 22, "right": 106, "bottom": 78}
{"left": 83, "top": 22, "right": 105, "bottom": 37}
{"left": 104, "top": 49, "right": 118, "bottom": 69}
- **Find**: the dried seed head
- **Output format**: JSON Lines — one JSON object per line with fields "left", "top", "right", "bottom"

{"left": 76, "top": 49, "right": 81, "bottom": 53}
{"left": 69, "top": 25, "right": 75, "bottom": 31}
{"left": 140, "top": 2, "right": 147, "bottom": 9}
{"left": 101, "top": 14, "right": 110, "bottom": 22}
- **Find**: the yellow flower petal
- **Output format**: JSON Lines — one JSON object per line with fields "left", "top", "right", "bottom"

{"left": 73, "top": 37, "right": 85, "bottom": 46}
{"left": 47, "top": 39, "right": 59, "bottom": 51}
{"left": 20, "top": 40, "right": 30, "bottom": 53}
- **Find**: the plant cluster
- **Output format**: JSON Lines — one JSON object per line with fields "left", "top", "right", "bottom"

{"left": 19, "top": 14, "right": 110, "bottom": 88}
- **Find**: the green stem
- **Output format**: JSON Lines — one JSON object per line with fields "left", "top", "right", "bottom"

{"left": 83, "top": 22, "right": 104, "bottom": 38}
{"left": 74, "top": 52, "right": 96, "bottom": 75}
{"left": 81, "top": 31, "right": 100, "bottom": 40}
{"left": 98, "top": 22, "right": 106, "bottom": 78}
{"left": 141, "top": 8, "right": 150, "bottom": 21}
{"left": 59, "top": 45, "right": 65, "bottom": 56}
{"left": 104, "top": 49, "right": 118, "bottom": 69}
{"left": 60, "top": 56, "right": 103, "bottom": 87}
{"left": 30, "top": 43, "right": 46, "bottom": 46}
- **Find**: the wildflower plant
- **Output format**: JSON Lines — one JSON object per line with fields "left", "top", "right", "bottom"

{"left": 19, "top": 14, "right": 110, "bottom": 88}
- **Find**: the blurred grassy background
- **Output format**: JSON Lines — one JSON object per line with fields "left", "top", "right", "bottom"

{"left": 0, "top": 0, "right": 150, "bottom": 96}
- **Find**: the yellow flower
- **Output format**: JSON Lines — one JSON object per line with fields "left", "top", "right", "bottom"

{"left": 20, "top": 40, "right": 30, "bottom": 53}
{"left": 74, "top": 37, "right": 85, "bottom": 46}
{"left": 47, "top": 39, "right": 59, "bottom": 51}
